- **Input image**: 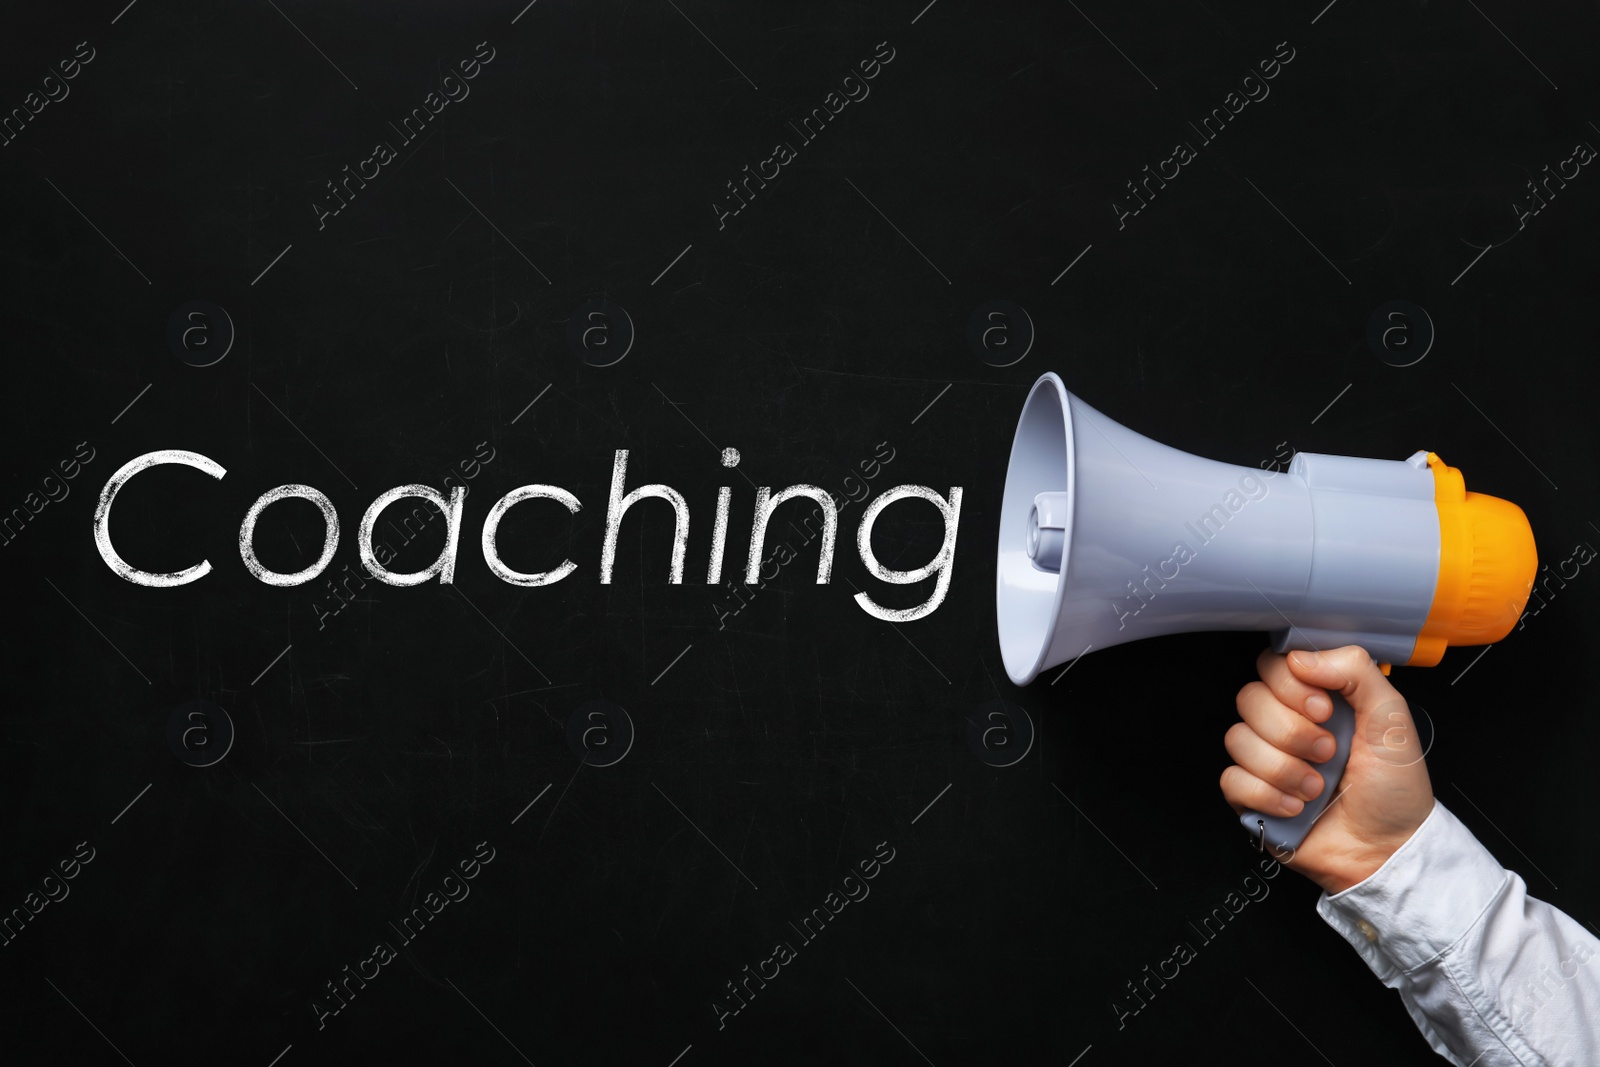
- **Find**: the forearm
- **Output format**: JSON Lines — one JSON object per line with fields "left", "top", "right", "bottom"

{"left": 1315, "top": 800, "right": 1600, "bottom": 1066}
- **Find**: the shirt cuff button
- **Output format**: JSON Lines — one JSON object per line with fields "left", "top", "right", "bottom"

{"left": 1355, "top": 919, "right": 1378, "bottom": 942}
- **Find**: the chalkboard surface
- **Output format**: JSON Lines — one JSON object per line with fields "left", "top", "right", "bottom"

{"left": 3, "top": 2, "right": 1597, "bottom": 1064}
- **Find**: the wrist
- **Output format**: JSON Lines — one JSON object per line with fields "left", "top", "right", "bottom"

{"left": 1297, "top": 828, "right": 1420, "bottom": 895}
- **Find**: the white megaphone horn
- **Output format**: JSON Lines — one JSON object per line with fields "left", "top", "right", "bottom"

{"left": 997, "top": 373, "right": 1537, "bottom": 851}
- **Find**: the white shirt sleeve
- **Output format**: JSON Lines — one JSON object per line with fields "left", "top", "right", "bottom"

{"left": 1316, "top": 799, "right": 1600, "bottom": 1066}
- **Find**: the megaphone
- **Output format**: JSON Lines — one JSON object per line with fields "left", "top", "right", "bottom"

{"left": 997, "top": 372, "right": 1537, "bottom": 851}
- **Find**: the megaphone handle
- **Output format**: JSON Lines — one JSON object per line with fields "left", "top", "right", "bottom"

{"left": 1238, "top": 691, "right": 1356, "bottom": 853}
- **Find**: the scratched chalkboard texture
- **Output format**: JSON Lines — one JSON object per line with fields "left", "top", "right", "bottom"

{"left": 2, "top": 1, "right": 1597, "bottom": 1065}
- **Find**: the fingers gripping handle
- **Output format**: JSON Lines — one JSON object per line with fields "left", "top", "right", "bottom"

{"left": 1239, "top": 692, "right": 1356, "bottom": 853}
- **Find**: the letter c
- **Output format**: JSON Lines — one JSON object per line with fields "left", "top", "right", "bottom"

{"left": 1157, "top": 955, "right": 1181, "bottom": 980}
{"left": 758, "top": 955, "right": 781, "bottom": 979}
{"left": 95, "top": 450, "right": 226, "bottom": 586}
{"left": 481, "top": 484, "right": 582, "bottom": 586}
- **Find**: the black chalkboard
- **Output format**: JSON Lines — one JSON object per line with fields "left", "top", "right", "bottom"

{"left": 3, "top": 2, "right": 1597, "bottom": 1064}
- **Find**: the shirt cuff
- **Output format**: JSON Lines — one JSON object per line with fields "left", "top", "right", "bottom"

{"left": 1315, "top": 799, "right": 1511, "bottom": 978}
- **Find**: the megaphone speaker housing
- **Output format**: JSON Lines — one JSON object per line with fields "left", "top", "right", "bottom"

{"left": 996, "top": 373, "right": 1535, "bottom": 689}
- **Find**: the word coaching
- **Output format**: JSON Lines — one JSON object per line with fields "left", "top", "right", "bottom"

{"left": 91, "top": 449, "right": 963, "bottom": 622}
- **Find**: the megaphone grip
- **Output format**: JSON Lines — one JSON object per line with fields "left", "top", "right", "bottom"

{"left": 1239, "top": 692, "right": 1356, "bottom": 853}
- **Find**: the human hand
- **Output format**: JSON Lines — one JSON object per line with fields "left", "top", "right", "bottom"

{"left": 1219, "top": 646, "right": 1436, "bottom": 895}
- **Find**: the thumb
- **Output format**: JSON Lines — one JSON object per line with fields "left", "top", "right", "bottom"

{"left": 1285, "top": 645, "right": 1399, "bottom": 718}
{"left": 1286, "top": 646, "right": 1429, "bottom": 774}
